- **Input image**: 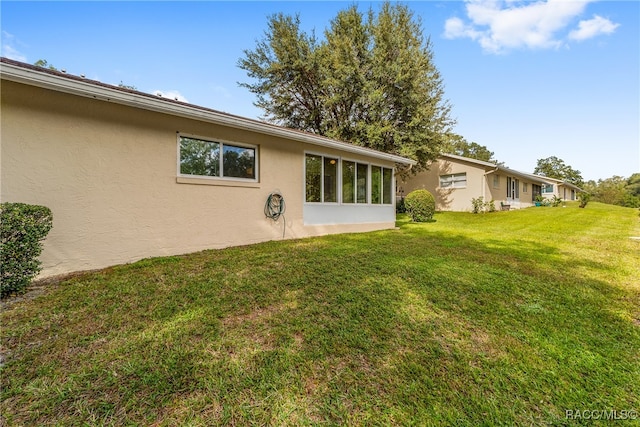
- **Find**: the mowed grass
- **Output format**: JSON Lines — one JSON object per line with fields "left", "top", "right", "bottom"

{"left": 1, "top": 202, "right": 639, "bottom": 426}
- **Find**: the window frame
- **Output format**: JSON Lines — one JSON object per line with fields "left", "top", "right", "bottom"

{"left": 439, "top": 173, "right": 467, "bottom": 189}
{"left": 507, "top": 177, "right": 520, "bottom": 199}
{"left": 342, "top": 159, "right": 357, "bottom": 204}
{"left": 305, "top": 152, "right": 339, "bottom": 204}
{"left": 177, "top": 133, "right": 259, "bottom": 183}
{"left": 304, "top": 152, "right": 394, "bottom": 206}
{"left": 356, "top": 162, "right": 369, "bottom": 204}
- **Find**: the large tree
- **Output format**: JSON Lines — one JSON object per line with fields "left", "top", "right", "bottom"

{"left": 238, "top": 2, "right": 454, "bottom": 171}
{"left": 443, "top": 134, "right": 496, "bottom": 163}
{"left": 534, "top": 156, "right": 583, "bottom": 186}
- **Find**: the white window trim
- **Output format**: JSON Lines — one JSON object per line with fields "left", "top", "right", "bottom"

{"left": 304, "top": 151, "right": 339, "bottom": 205}
{"left": 369, "top": 163, "right": 394, "bottom": 205}
{"left": 304, "top": 152, "right": 394, "bottom": 206}
{"left": 440, "top": 173, "right": 467, "bottom": 189}
{"left": 176, "top": 132, "right": 259, "bottom": 184}
{"left": 542, "top": 184, "right": 554, "bottom": 194}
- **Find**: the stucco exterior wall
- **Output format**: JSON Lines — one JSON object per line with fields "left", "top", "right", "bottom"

{"left": 399, "top": 159, "right": 490, "bottom": 212}
{"left": 488, "top": 174, "right": 539, "bottom": 208}
{"left": 1, "top": 81, "right": 396, "bottom": 278}
{"left": 399, "top": 158, "right": 545, "bottom": 211}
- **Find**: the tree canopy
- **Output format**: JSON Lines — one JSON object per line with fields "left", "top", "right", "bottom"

{"left": 584, "top": 174, "right": 640, "bottom": 208}
{"left": 34, "top": 59, "right": 57, "bottom": 71}
{"left": 534, "top": 156, "right": 583, "bottom": 186}
{"left": 443, "top": 134, "right": 496, "bottom": 163}
{"left": 238, "top": 2, "right": 454, "bottom": 171}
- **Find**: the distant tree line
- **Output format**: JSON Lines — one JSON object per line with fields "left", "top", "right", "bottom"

{"left": 583, "top": 174, "right": 640, "bottom": 208}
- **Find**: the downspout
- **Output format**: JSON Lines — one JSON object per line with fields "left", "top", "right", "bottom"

{"left": 483, "top": 165, "right": 500, "bottom": 202}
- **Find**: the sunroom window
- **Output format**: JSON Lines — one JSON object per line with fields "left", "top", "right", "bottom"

{"left": 305, "top": 154, "right": 322, "bottom": 202}
{"left": 305, "top": 154, "right": 393, "bottom": 205}
{"left": 357, "top": 163, "right": 368, "bottom": 203}
{"left": 342, "top": 160, "right": 356, "bottom": 203}
{"left": 305, "top": 154, "right": 338, "bottom": 203}
{"left": 371, "top": 166, "right": 393, "bottom": 204}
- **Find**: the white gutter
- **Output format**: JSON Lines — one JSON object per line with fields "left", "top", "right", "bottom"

{"left": 482, "top": 165, "right": 500, "bottom": 201}
{"left": 0, "top": 59, "right": 415, "bottom": 165}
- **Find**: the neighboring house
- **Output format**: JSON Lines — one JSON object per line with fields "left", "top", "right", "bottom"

{"left": 538, "top": 176, "right": 582, "bottom": 202}
{"left": 398, "top": 153, "right": 581, "bottom": 212}
{"left": 0, "top": 58, "right": 413, "bottom": 278}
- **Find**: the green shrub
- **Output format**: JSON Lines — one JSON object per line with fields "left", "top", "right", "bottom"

{"left": 578, "top": 192, "right": 591, "bottom": 208}
{"left": 1, "top": 203, "right": 53, "bottom": 298}
{"left": 396, "top": 197, "right": 406, "bottom": 214}
{"left": 471, "top": 197, "right": 496, "bottom": 214}
{"left": 471, "top": 196, "right": 484, "bottom": 214}
{"left": 404, "top": 190, "right": 435, "bottom": 222}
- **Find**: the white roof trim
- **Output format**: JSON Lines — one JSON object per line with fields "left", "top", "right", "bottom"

{"left": 0, "top": 59, "right": 415, "bottom": 165}
{"left": 440, "top": 153, "right": 498, "bottom": 168}
{"left": 440, "top": 153, "right": 553, "bottom": 185}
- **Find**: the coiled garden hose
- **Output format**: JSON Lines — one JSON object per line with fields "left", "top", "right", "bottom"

{"left": 264, "top": 192, "right": 286, "bottom": 238}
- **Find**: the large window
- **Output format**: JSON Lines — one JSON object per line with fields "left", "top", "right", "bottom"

{"left": 324, "top": 157, "right": 338, "bottom": 203}
{"left": 357, "top": 163, "right": 368, "bottom": 203}
{"left": 542, "top": 184, "right": 554, "bottom": 194}
{"left": 179, "top": 136, "right": 256, "bottom": 180}
{"left": 371, "top": 166, "right": 393, "bottom": 204}
{"left": 382, "top": 168, "right": 393, "bottom": 204}
{"left": 440, "top": 173, "right": 467, "bottom": 188}
{"left": 305, "top": 154, "right": 393, "bottom": 205}
{"left": 305, "top": 154, "right": 322, "bottom": 202}
{"left": 371, "top": 166, "right": 382, "bottom": 204}
{"left": 342, "top": 161, "right": 356, "bottom": 203}
{"left": 305, "top": 154, "right": 338, "bottom": 203}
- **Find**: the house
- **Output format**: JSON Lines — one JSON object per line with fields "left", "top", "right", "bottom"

{"left": 538, "top": 176, "right": 582, "bottom": 202}
{"left": 398, "top": 153, "right": 581, "bottom": 212}
{"left": 0, "top": 58, "right": 414, "bottom": 278}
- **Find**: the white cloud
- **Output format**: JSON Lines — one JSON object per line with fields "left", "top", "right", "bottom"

{"left": 1, "top": 31, "right": 27, "bottom": 62}
{"left": 568, "top": 15, "right": 620, "bottom": 41}
{"left": 152, "top": 90, "right": 188, "bottom": 103}
{"left": 443, "top": 0, "right": 618, "bottom": 54}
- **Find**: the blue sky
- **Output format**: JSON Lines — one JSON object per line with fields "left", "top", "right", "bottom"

{"left": 2, "top": 1, "right": 638, "bottom": 181}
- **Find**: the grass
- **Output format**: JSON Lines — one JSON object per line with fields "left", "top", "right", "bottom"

{"left": 1, "top": 202, "right": 639, "bottom": 426}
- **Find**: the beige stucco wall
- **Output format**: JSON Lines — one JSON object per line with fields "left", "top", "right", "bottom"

{"left": 399, "top": 158, "right": 543, "bottom": 211}
{"left": 400, "top": 159, "right": 491, "bottom": 212}
{"left": 1, "top": 81, "right": 396, "bottom": 278}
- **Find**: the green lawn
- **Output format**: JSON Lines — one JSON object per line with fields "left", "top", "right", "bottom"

{"left": 2, "top": 202, "right": 639, "bottom": 426}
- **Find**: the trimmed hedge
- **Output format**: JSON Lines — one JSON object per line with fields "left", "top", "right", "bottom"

{"left": 1, "top": 203, "right": 53, "bottom": 298}
{"left": 404, "top": 189, "right": 436, "bottom": 222}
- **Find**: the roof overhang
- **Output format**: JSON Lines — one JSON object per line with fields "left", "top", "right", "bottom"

{"left": 0, "top": 58, "right": 415, "bottom": 166}
{"left": 440, "top": 153, "right": 554, "bottom": 185}
{"left": 496, "top": 167, "right": 552, "bottom": 185}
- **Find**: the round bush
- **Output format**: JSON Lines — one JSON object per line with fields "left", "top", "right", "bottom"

{"left": 1, "top": 203, "right": 53, "bottom": 298}
{"left": 404, "top": 189, "right": 435, "bottom": 222}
